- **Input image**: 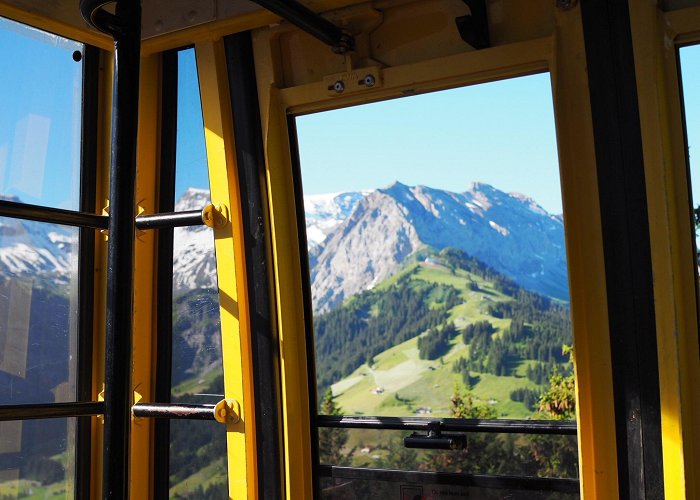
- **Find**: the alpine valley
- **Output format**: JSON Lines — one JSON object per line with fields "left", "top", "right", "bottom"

{"left": 0, "top": 182, "right": 571, "bottom": 408}
{"left": 0, "top": 182, "right": 574, "bottom": 494}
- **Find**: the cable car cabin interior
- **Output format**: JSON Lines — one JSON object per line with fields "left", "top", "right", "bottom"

{"left": 0, "top": 0, "right": 700, "bottom": 499}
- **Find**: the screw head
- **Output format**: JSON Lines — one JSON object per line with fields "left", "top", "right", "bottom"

{"left": 556, "top": 0, "right": 577, "bottom": 10}
{"left": 362, "top": 74, "right": 376, "bottom": 87}
{"left": 333, "top": 80, "right": 345, "bottom": 93}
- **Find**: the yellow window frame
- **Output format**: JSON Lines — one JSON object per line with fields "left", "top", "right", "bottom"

{"left": 251, "top": 4, "right": 618, "bottom": 499}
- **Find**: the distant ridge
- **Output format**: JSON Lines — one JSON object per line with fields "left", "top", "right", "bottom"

{"left": 308, "top": 181, "right": 567, "bottom": 312}
{"left": 0, "top": 182, "right": 568, "bottom": 310}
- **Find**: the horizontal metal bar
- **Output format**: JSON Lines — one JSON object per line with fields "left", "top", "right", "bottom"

{"left": 0, "top": 401, "right": 105, "bottom": 421}
{"left": 135, "top": 209, "right": 205, "bottom": 230}
{"left": 249, "top": 0, "right": 353, "bottom": 53}
{"left": 0, "top": 199, "right": 108, "bottom": 229}
{"left": 317, "top": 415, "right": 577, "bottom": 435}
{"left": 132, "top": 402, "right": 217, "bottom": 420}
{"left": 319, "top": 466, "right": 580, "bottom": 493}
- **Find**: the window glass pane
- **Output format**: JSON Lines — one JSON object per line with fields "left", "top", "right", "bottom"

{"left": 680, "top": 45, "right": 700, "bottom": 257}
{"left": 168, "top": 48, "right": 227, "bottom": 497}
{"left": 318, "top": 428, "right": 578, "bottom": 478}
{"left": 0, "top": 417, "right": 76, "bottom": 498}
{"left": 319, "top": 476, "right": 578, "bottom": 500}
{"left": 0, "top": 217, "right": 78, "bottom": 404}
{"left": 297, "top": 74, "right": 573, "bottom": 422}
{"left": 0, "top": 17, "right": 83, "bottom": 211}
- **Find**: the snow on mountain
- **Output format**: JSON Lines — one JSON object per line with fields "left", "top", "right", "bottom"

{"left": 172, "top": 188, "right": 218, "bottom": 292}
{"left": 0, "top": 195, "right": 76, "bottom": 285}
{"left": 304, "top": 191, "right": 372, "bottom": 247}
{"left": 0, "top": 183, "right": 569, "bottom": 312}
{"left": 0, "top": 189, "right": 219, "bottom": 292}
{"left": 310, "top": 181, "right": 568, "bottom": 312}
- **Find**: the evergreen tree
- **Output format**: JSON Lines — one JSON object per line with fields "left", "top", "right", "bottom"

{"left": 318, "top": 389, "right": 351, "bottom": 465}
{"left": 538, "top": 346, "right": 576, "bottom": 420}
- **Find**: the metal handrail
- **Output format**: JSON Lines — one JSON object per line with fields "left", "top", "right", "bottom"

{"left": 0, "top": 402, "right": 105, "bottom": 421}
{"left": 249, "top": 0, "right": 354, "bottom": 53}
{"left": 0, "top": 199, "right": 108, "bottom": 229}
{"left": 317, "top": 415, "right": 577, "bottom": 435}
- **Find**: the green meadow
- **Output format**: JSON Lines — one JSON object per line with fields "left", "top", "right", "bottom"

{"left": 330, "top": 258, "right": 551, "bottom": 420}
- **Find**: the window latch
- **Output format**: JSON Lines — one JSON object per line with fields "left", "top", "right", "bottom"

{"left": 403, "top": 420, "right": 466, "bottom": 450}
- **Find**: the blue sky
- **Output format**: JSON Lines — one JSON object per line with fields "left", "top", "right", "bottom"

{"left": 0, "top": 17, "right": 83, "bottom": 211}
{"left": 175, "top": 49, "right": 210, "bottom": 199}
{"left": 296, "top": 73, "right": 565, "bottom": 213}
{"left": 0, "top": 15, "right": 698, "bottom": 217}
{"left": 681, "top": 44, "right": 700, "bottom": 210}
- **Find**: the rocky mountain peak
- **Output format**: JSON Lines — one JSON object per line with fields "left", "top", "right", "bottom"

{"left": 0, "top": 182, "right": 569, "bottom": 312}
{"left": 308, "top": 181, "right": 568, "bottom": 313}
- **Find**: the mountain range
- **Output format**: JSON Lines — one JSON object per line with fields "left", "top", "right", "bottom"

{"left": 0, "top": 195, "right": 76, "bottom": 286}
{"left": 307, "top": 182, "right": 567, "bottom": 312}
{"left": 0, "top": 181, "right": 570, "bottom": 491}
{"left": 0, "top": 182, "right": 568, "bottom": 310}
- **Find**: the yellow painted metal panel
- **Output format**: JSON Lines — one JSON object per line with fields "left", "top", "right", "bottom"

{"left": 252, "top": 31, "right": 316, "bottom": 499}
{"left": 261, "top": 87, "right": 315, "bottom": 500}
{"left": 630, "top": 2, "right": 700, "bottom": 498}
{"left": 551, "top": 6, "right": 620, "bottom": 499}
{"left": 196, "top": 39, "right": 258, "bottom": 500}
{"left": 279, "top": 37, "right": 551, "bottom": 114}
{"left": 665, "top": 5, "right": 700, "bottom": 44}
{"left": 129, "top": 53, "right": 162, "bottom": 499}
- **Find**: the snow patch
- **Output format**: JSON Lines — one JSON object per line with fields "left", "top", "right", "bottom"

{"left": 488, "top": 220, "right": 510, "bottom": 236}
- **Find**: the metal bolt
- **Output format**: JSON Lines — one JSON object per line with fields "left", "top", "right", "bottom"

{"left": 332, "top": 80, "right": 345, "bottom": 93}
{"left": 361, "top": 74, "right": 376, "bottom": 87}
{"left": 556, "top": 0, "right": 577, "bottom": 10}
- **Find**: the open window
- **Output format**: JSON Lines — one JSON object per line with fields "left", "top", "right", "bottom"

{"left": 291, "top": 72, "right": 579, "bottom": 498}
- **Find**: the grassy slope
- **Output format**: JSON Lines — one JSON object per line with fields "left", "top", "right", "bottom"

{"left": 169, "top": 458, "right": 227, "bottom": 497}
{"left": 171, "top": 365, "right": 222, "bottom": 397}
{"left": 330, "top": 261, "right": 546, "bottom": 419}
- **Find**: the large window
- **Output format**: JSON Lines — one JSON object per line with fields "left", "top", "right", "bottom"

{"left": 294, "top": 73, "right": 579, "bottom": 497}
{"left": 0, "top": 16, "right": 97, "bottom": 499}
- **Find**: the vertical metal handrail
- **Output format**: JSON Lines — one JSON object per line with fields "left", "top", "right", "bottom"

{"left": 80, "top": 1, "right": 142, "bottom": 498}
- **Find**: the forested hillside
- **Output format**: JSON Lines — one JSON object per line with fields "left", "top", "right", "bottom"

{"left": 316, "top": 247, "right": 572, "bottom": 418}
{"left": 314, "top": 273, "right": 461, "bottom": 393}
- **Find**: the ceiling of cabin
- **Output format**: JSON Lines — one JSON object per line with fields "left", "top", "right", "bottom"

{"left": 3, "top": 0, "right": 700, "bottom": 42}
{"left": 2, "top": 0, "right": 273, "bottom": 38}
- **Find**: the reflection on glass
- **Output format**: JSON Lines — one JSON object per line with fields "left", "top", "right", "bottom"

{"left": 319, "top": 428, "right": 578, "bottom": 478}
{"left": 0, "top": 216, "right": 78, "bottom": 404}
{"left": 171, "top": 189, "right": 222, "bottom": 394}
{"left": 320, "top": 477, "right": 578, "bottom": 500}
{"left": 0, "top": 17, "right": 83, "bottom": 211}
{"left": 168, "top": 48, "right": 227, "bottom": 497}
{"left": 0, "top": 418, "right": 76, "bottom": 498}
{"left": 296, "top": 73, "right": 573, "bottom": 423}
